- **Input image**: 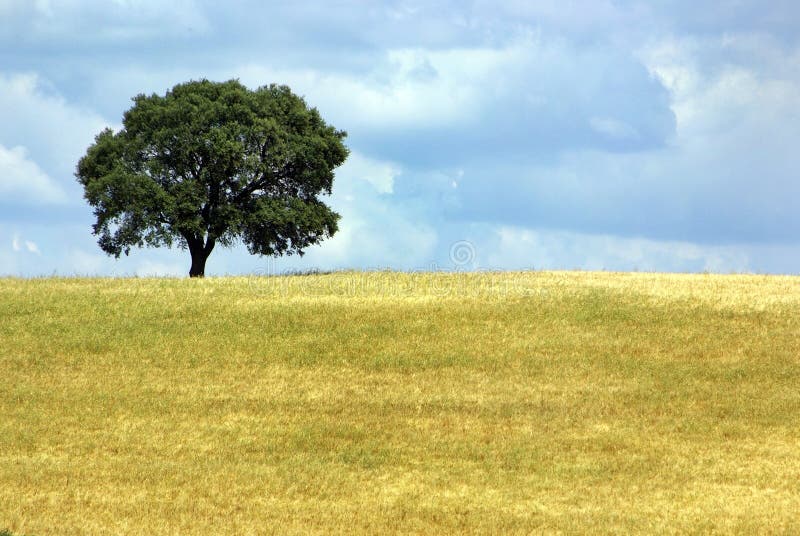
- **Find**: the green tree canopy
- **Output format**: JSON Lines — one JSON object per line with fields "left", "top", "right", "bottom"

{"left": 76, "top": 79, "right": 348, "bottom": 277}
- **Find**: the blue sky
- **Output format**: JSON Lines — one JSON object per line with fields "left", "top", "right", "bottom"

{"left": 1, "top": 0, "right": 799, "bottom": 276}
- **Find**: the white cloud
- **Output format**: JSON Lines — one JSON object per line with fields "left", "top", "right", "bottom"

{"left": 297, "top": 154, "right": 438, "bottom": 270}
{"left": 449, "top": 33, "right": 800, "bottom": 245}
{"left": 234, "top": 35, "right": 668, "bottom": 142}
{"left": 640, "top": 34, "right": 800, "bottom": 138}
{"left": 234, "top": 56, "right": 476, "bottom": 131}
{"left": 0, "top": 73, "right": 111, "bottom": 187}
{"left": 10, "top": 232, "right": 41, "bottom": 256}
{"left": 302, "top": 212, "right": 438, "bottom": 271}
{"left": 0, "top": 144, "right": 67, "bottom": 204}
{"left": 485, "top": 226, "right": 752, "bottom": 273}
{"left": 336, "top": 151, "right": 401, "bottom": 194}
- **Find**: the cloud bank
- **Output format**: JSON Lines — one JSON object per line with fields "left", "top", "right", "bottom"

{"left": 0, "top": 0, "right": 798, "bottom": 276}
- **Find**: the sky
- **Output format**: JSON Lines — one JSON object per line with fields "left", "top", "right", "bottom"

{"left": 1, "top": 0, "right": 799, "bottom": 276}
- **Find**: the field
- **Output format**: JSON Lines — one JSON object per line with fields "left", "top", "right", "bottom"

{"left": 1, "top": 271, "right": 799, "bottom": 534}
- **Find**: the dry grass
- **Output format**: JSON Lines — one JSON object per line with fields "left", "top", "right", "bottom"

{"left": 1, "top": 271, "right": 799, "bottom": 534}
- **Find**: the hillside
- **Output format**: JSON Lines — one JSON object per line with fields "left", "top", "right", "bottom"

{"left": 1, "top": 272, "right": 799, "bottom": 534}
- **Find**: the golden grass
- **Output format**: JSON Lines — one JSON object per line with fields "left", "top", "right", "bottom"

{"left": 1, "top": 271, "right": 799, "bottom": 534}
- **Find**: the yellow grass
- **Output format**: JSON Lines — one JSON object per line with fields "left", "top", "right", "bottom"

{"left": 1, "top": 271, "right": 799, "bottom": 534}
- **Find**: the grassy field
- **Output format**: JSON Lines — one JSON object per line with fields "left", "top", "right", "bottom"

{"left": 1, "top": 271, "right": 799, "bottom": 534}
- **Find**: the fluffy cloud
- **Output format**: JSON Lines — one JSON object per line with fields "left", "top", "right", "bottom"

{"left": 0, "top": 144, "right": 66, "bottom": 204}
{"left": 0, "top": 73, "right": 113, "bottom": 229}
{"left": 336, "top": 151, "right": 401, "bottom": 195}
{"left": 232, "top": 37, "right": 675, "bottom": 168}
{"left": 437, "top": 33, "right": 800, "bottom": 246}
{"left": 484, "top": 226, "right": 753, "bottom": 273}
{"left": 0, "top": 73, "right": 110, "bottom": 181}
{"left": 279, "top": 151, "right": 438, "bottom": 271}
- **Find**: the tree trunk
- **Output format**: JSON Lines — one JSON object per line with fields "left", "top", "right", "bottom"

{"left": 189, "top": 249, "right": 208, "bottom": 278}
{"left": 187, "top": 236, "right": 215, "bottom": 278}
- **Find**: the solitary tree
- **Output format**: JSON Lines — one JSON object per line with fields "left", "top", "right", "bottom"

{"left": 76, "top": 79, "right": 347, "bottom": 277}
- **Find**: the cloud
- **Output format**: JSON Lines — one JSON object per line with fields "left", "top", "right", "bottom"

{"left": 58, "top": 31, "right": 676, "bottom": 166}
{"left": 297, "top": 152, "right": 438, "bottom": 270}
{"left": 230, "top": 38, "right": 675, "bottom": 168}
{"left": 0, "top": 0, "right": 209, "bottom": 45}
{"left": 484, "top": 225, "right": 753, "bottom": 273}
{"left": 0, "top": 144, "right": 67, "bottom": 204}
{"left": 336, "top": 151, "right": 401, "bottom": 195}
{"left": 10, "top": 233, "right": 41, "bottom": 255}
{"left": 636, "top": 0, "right": 800, "bottom": 44}
{"left": 0, "top": 73, "right": 110, "bottom": 184}
{"left": 0, "top": 73, "right": 113, "bottom": 229}
{"left": 1, "top": 0, "right": 799, "bottom": 275}
{"left": 434, "top": 33, "right": 800, "bottom": 246}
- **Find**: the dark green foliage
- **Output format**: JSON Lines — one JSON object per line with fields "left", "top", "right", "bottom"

{"left": 76, "top": 80, "right": 348, "bottom": 277}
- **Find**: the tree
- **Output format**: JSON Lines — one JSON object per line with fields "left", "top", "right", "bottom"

{"left": 76, "top": 79, "right": 348, "bottom": 277}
